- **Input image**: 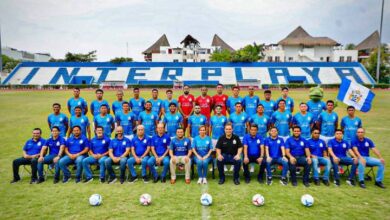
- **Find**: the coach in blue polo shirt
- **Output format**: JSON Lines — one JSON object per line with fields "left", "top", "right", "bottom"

{"left": 243, "top": 124, "right": 266, "bottom": 183}
{"left": 285, "top": 126, "right": 312, "bottom": 187}
{"left": 57, "top": 126, "right": 89, "bottom": 183}
{"left": 11, "top": 128, "right": 45, "bottom": 184}
{"left": 148, "top": 123, "right": 171, "bottom": 183}
{"left": 127, "top": 125, "right": 151, "bottom": 183}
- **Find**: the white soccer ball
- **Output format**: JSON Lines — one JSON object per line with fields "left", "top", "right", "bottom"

{"left": 89, "top": 194, "right": 102, "bottom": 206}
{"left": 200, "top": 193, "right": 213, "bottom": 206}
{"left": 301, "top": 194, "right": 314, "bottom": 207}
{"left": 252, "top": 194, "right": 265, "bottom": 206}
{"left": 140, "top": 193, "right": 152, "bottom": 206}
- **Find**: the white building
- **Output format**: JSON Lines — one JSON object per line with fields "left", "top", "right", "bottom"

{"left": 2, "top": 47, "right": 52, "bottom": 62}
{"left": 263, "top": 26, "right": 358, "bottom": 62}
{"left": 142, "top": 34, "right": 234, "bottom": 62}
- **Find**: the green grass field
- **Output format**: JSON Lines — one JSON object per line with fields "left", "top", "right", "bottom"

{"left": 0, "top": 88, "right": 389, "bottom": 219}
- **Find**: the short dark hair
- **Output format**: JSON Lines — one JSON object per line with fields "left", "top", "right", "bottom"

{"left": 152, "top": 88, "right": 158, "bottom": 92}
{"left": 225, "top": 122, "right": 233, "bottom": 128}
{"left": 51, "top": 126, "right": 60, "bottom": 131}
{"left": 52, "top": 103, "right": 61, "bottom": 107}
{"left": 133, "top": 87, "right": 140, "bottom": 91}
{"left": 299, "top": 102, "right": 307, "bottom": 106}
{"left": 74, "top": 106, "right": 82, "bottom": 110}
{"left": 335, "top": 129, "right": 343, "bottom": 133}
{"left": 311, "top": 128, "right": 320, "bottom": 133}
{"left": 292, "top": 126, "right": 301, "bottom": 131}
{"left": 281, "top": 87, "right": 289, "bottom": 91}
{"left": 145, "top": 101, "right": 152, "bottom": 105}
{"left": 169, "top": 102, "right": 177, "bottom": 107}
{"left": 176, "top": 127, "right": 184, "bottom": 132}
{"left": 327, "top": 100, "right": 334, "bottom": 105}
{"left": 264, "top": 90, "right": 271, "bottom": 94}
{"left": 232, "top": 86, "right": 239, "bottom": 90}
{"left": 215, "top": 105, "right": 222, "bottom": 109}
{"left": 250, "top": 124, "right": 258, "bottom": 129}
{"left": 347, "top": 105, "right": 355, "bottom": 110}
{"left": 74, "top": 87, "right": 80, "bottom": 91}
{"left": 72, "top": 125, "right": 81, "bottom": 131}
{"left": 100, "top": 104, "right": 108, "bottom": 108}
{"left": 95, "top": 126, "right": 104, "bottom": 131}
{"left": 122, "top": 101, "right": 129, "bottom": 106}
{"left": 235, "top": 102, "right": 242, "bottom": 106}
{"left": 95, "top": 89, "right": 104, "bottom": 94}
{"left": 33, "top": 128, "right": 42, "bottom": 134}
{"left": 216, "top": 84, "right": 224, "bottom": 88}
{"left": 278, "top": 99, "right": 286, "bottom": 104}
{"left": 269, "top": 126, "right": 278, "bottom": 131}
{"left": 166, "top": 89, "right": 173, "bottom": 94}
{"left": 257, "top": 104, "right": 264, "bottom": 108}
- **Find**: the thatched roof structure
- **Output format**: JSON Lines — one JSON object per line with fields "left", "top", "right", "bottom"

{"left": 278, "top": 26, "right": 339, "bottom": 46}
{"left": 355, "top": 31, "right": 380, "bottom": 51}
{"left": 142, "top": 34, "right": 170, "bottom": 54}
{"left": 211, "top": 34, "right": 235, "bottom": 52}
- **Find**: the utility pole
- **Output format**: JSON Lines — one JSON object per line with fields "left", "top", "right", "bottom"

{"left": 376, "top": 0, "right": 385, "bottom": 83}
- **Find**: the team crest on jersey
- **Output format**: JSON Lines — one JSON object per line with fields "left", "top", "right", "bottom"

{"left": 355, "top": 121, "right": 358, "bottom": 126}
{"left": 223, "top": 97, "right": 226, "bottom": 101}
{"left": 200, "top": 118, "right": 203, "bottom": 122}
{"left": 286, "top": 115, "right": 289, "bottom": 118}
{"left": 56, "top": 141, "right": 60, "bottom": 146}
{"left": 59, "top": 117, "right": 63, "bottom": 122}
{"left": 138, "top": 103, "right": 142, "bottom": 106}
{"left": 80, "top": 140, "right": 83, "bottom": 144}
{"left": 342, "top": 143, "right": 346, "bottom": 148}
{"left": 257, "top": 139, "right": 260, "bottom": 144}
{"left": 106, "top": 118, "right": 110, "bottom": 122}
{"left": 81, "top": 119, "right": 84, "bottom": 123}
{"left": 365, "top": 142, "right": 369, "bottom": 147}
{"left": 189, "top": 98, "right": 192, "bottom": 102}
{"left": 163, "top": 139, "right": 166, "bottom": 143}
{"left": 264, "top": 118, "right": 267, "bottom": 122}
{"left": 318, "top": 104, "right": 321, "bottom": 107}
{"left": 102, "top": 140, "right": 106, "bottom": 144}
{"left": 78, "top": 101, "right": 81, "bottom": 105}
{"left": 308, "top": 117, "right": 311, "bottom": 121}
{"left": 241, "top": 116, "right": 245, "bottom": 120}
{"left": 333, "top": 116, "right": 336, "bottom": 120}
{"left": 207, "top": 99, "right": 210, "bottom": 103}
{"left": 184, "top": 141, "right": 187, "bottom": 146}
{"left": 37, "top": 142, "right": 41, "bottom": 146}
{"left": 300, "top": 141, "right": 304, "bottom": 146}
{"left": 122, "top": 141, "right": 126, "bottom": 145}
{"left": 253, "top": 100, "right": 257, "bottom": 103}
{"left": 233, "top": 139, "right": 237, "bottom": 144}
{"left": 270, "top": 103, "right": 274, "bottom": 107}
{"left": 287, "top": 101, "right": 291, "bottom": 105}
{"left": 222, "top": 118, "right": 225, "bottom": 122}
{"left": 277, "top": 140, "right": 281, "bottom": 144}
{"left": 151, "top": 115, "right": 154, "bottom": 119}
{"left": 206, "top": 141, "right": 209, "bottom": 145}
{"left": 319, "top": 143, "right": 323, "bottom": 148}
{"left": 128, "top": 116, "right": 131, "bottom": 120}
{"left": 175, "top": 115, "right": 179, "bottom": 120}
{"left": 143, "top": 139, "right": 147, "bottom": 143}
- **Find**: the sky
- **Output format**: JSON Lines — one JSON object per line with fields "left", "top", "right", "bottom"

{"left": 0, "top": 0, "right": 389, "bottom": 61}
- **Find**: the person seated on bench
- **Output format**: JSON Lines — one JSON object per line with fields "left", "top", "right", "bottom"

{"left": 169, "top": 128, "right": 192, "bottom": 184}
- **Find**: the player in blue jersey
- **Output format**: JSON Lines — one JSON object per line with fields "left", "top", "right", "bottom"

{"left": 260, "top": 90, "right": 276, "bottom": 118}
{"left": 48, "top": 103, "right": 69, "bottom": 137}
{"left": 148, "top": 123, "right": 171, "bottom": 183}
{"left": 328, "top": 129, "right": 358, "bottom": 186}
{"left": 11, "top": 128, "right": 45, "bottom": 184}
{"left": 129, "top": 87, "right": 145, "bottom": 120}
{"left": 169, "top": 128, "right": 192, "bottom": 184}
{"left": 352, "top": 128, "right": 385, "bottom": 188}
{"left": 243, "top": 124, "right": 266, "bottom": 183}
{"left": 82, "top": 126, "right": 110, "bottom": 183}
{"left": 307, "top": 97, "right": 326, "bottom": 123}
{"left": 270, "top": 99, "right": 292, "bottom": 141}
{"left": 285, "top": 126, "right": 312, "bottom": 187}
{"left": 68, "top": 106, "right": 91, "bottom": 139}
{"left": 188, "top": 104, "right": 208, "bottom": 138}
{"left": 162, "top": 103, "right": 183, "bottom": 138}
{"left": 112, "top": 90, "right": 125, "bottom": 115}
{"left": 58, "top": 126, "right": 90, "bottom": 183}
{"left": 276, "top": 87, "right": 294, "bottom": 113}
{"left": 227, "top": 86, "right": 243, "bottom": 115}
{"left": 127, "top": 125, "right": 151, "bottom": 183}
{"left": 67, "top": 87, "right": 88, "bottom": 115}
{"left": 90, "top": 89, "right": 110, "bottom": 116}
{"left": 37, "top": 126, "right": 65, "bottom": 184}
{"left": 192, "top": 125, "right": 213, "bottom": 184}
{"left": 292, "top": 103, "right": 314, "bottom": 139}
{"left": 138, "top": 101, "right": 159, "bottom": 137}
{"left": 264, "top": 127, "right": 289, "bottom": 185}
{"left": 228, "top": 102, "right": 250, "bottom": 141}
{"left": 149, "top": 88, "right": 163, "bottom": 119}
{"left": 341, "top": 106, "right": 362, "bottom": 144}
{"left": 209, "top": 105, "right": 227, "bottom": 171}
{"left": 317, "top": 100, "right": 339, "bottom": 144}
{"left": 307, "top": 128, "right": 331, "bottom": 186}
{"left": 93, "top": 104, "right": 115, "bottom": 138}
{"left": 115, "top": 102, "right": 136, "bottom": 140}
{"left": 243, "top": 86, "right": 260, "bottom": 116}
{"left": 249, "top": 104, "right": 270, "bottom": 138}
{"left": 162, "top": 89, "right": 179, "bottom": 116}
{"left": 106, "top": 126, "right": 131, "bottom": 184}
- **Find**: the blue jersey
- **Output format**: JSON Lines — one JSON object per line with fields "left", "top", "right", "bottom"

{"left": 260, "top": 100, "right": 276, "bottom": 118}
{"left": 192, "top": 135, "right": 212, "bottom": 157}
{"left": 351, "top": 138, "right": 375, "bottom": 157}
{"left": 307, "top": 100, "right": 326, "bottom": 121}
{"left": 163, "top": 99, "right": 179, "bottom": 112}
{"left": 94, "top": 114, "right": 115, "bottom": 137}
{"left": 109, "top": 137, "right": 131, "bottom": 157}
{"left": 44, "top": 136, "right": 66, "bottom": 156}
{"left": 23, "top": 138, "right": 45, "bottom": 155}
{"left": 276, "top": 97, "right": 294, "bottom": 112}
{"left": 162, "top": 112, "right": 183, "bottom": 137}
{"left": 328, "top": 138, "right": 350, "bottom": 158}
{"left": 227, "top": 96, "right": 243, "bottom": 114}
{"left": 67, "top": 97, "right": 87, "bottom": 115}
{"left": 90, "top": 136, "right": 111, "bottom": 154}
{"left": 319, "top": 111, "right": 338, "bottom": 137}
{"left": 90, "top": 100, "right": 110, "bottom": 116}
{"left": 66, "top": 135, "right": 89, "bottom": 154}
{"left": 47, "top": 113, "right": 69, "bottom": 137}
{"left": 292, "top": 112, "right": 314, "bottom": 139}
{"left": 131, "top": 136, "right": 151, "bottom": 157}
{"left": 69, "top": 115, "right": 90, "bottom": 137}
{"left": 138, "top": 111, "right": 158, "bottom": 136}
{"left": 112, "top": 100, "right": 125, "bottom": 115}
{"left": 243, "top": 95, "right": 260, "bottom": 115}
{"left": 306, "top": 138, "right": 327, "bottom": 157}
{"left": 151, "top": 134, "right": 171, "bottom": 156}
{"left": 188, "top": 114, "right": 207, "bottom": 138}
{"left": 229, "top": 112, "right": 249, "bottom": 137}
{"left": 149, "top": 99, "right": 163, "bottom": 116}
{"left": 285, "top": 136, "right": 308, "bottom": 157}
{"left": 210, "top": 115, "right": 227, "bottom": 139}
{"left": 341, "top": 116, "right": 362, "bottom": 142}
{"left": 115, "top": 111, "right": 136, "bottom": 135}
{"left": 170, "top": 137, "right": 191, "bottom": 156}
{"left": 243, "top": 134, "right": 263, "bottom": 158}
{"left": 129, "top": 98, "right": 145, "bottom": 119}
{"left": 249, "top": 114, "right": 270, "bottom": 138}
{"left": 270, "top": 110, "right": 292, "bottom": 137}
{"left": 264, "top": 136, "right": 284, "bottom": 158}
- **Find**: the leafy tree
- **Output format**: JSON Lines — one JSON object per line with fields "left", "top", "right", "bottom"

{"left": 231, "top": 43, "right": 263, "bottom": 62}
{"left": 50, "top": 50, "right": 97, "bottom": 62}
{"left": 110, "top": 57, "right": 133, "bottom": 63}
{"left": 345, "top": 43, "right": 356, "bottom": 50}
{"left": 363, "top": 45, "right": 390, "bottom": 83}
{"left": 1, "top": 55, "right": 20, "bottom": 73}
{"left": 209, "top": 49, "right": 232, "bottom": 62}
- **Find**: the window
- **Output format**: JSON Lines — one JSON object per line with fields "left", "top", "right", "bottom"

{"left": 168, "top": 49, "right": 172, "bottom": 54}
{"left": 183, "top": 59, "right": 187, "bottom": 62}
{"left": 173, "top": 59, "right": 178, "bottom": 62}
{"left": 320, "top": 57, "right": 324, "bottom": 61}
{"left": 183, "top": 51, "right": 187, "bottom": 55}
{"left": 275, "top": 56, "right": 280, "bottom": 62}
{"left": 347, "top": 56, "right": 352, "bottom": 62}
{"left": 267, "top": 56, "right": 273, "bottom": 62}
{"left": 288, "top": 57, "right": 293, "bottom": 61}
{"left": 339, "top": 56, "right": 345, "bottom": 62}
{"left": 200, "top": 59, "right": 206, "bottom": 62}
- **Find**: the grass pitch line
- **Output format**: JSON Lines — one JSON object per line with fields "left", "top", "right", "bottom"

{"left": 201, "top": 183, "right": 211, "bottom": 220}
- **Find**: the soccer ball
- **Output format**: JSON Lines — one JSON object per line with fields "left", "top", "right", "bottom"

{"left": 301, "top": 194, "right": 314, "bottom": 207}
{"left": 200, "top": 193, "right": 212, "bottom": 206}
{"left": 89, "top": 194, "right": 102, "bottom": 206}
{"left": 140, "top": 193, "right": 152, "bottom": 206}
{"left": 252, "top": 194, "right": 265, "bottom": 206}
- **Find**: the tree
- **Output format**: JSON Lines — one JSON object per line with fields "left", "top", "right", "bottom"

{"left": 363, "top": 45, "right": 390, "bottom": 83}
{"left": 50, "top": 50, "right": 97, "bottom": 62}
{"left": 209, "top": 49, "right": 232, "bottom": 62}
{"left": 110, "top": 57, "right": 133, "bottom": 63}
{"left": 345, "top": 43, "right": 356, "bottom": 50}
{"left": 231, "top": 43, "right": 263, "bottom": 62}
{"left": 1, "top": 55, "right": 20, "bottom": 73}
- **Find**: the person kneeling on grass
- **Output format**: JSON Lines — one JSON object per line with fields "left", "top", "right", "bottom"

{"left": 127, "top": 125, "right": 151, "bottom": 183}
{"left": 192, "top": 125, "right": 213, "bottom": 184}
{"left": 307, "top": 128, "right": 331, "bottom": 186}
{"left": 148, "top": 123, "right": 171, "bottom": 183}
{"left": 169, "top": 128, "right": 192, "bottom": 184}
{"left": 57, "top": 126, "right": 90, "bottom": 183}
{"left": 82, "top": 126, "right": 110, "bottom": 183}
{"left": 11, "top": 128, "right": 46, "bottom": 184}
{"left": 352, "top": 128, "right": 386, "bottom": 189}
{"left": 37, "top": 126, "right": 65, "bottom": 184}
